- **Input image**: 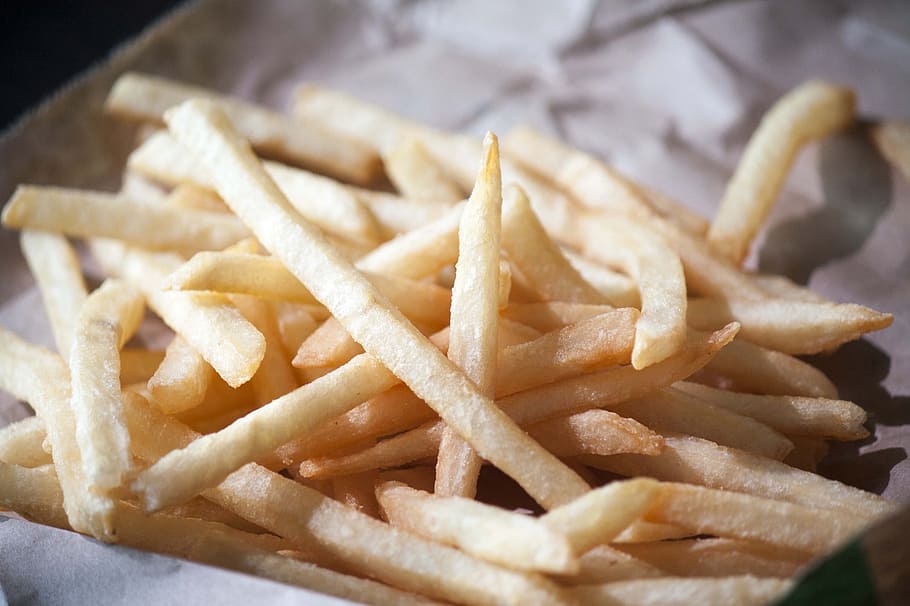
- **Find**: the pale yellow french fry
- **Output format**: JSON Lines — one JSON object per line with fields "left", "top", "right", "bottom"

{"left": 69, "top": 279, "right": 144, "bottom": 493}
{"left": 3, "top": 186, "right": 251, "bottom": 253}
{"left": 609, "top": 389, "right": 794, "bottom": 460}
{"left": 709, "top": 80, "right": 855, "bottom": 263}
{"left": 20, "top": 230, "right": 87, "bottom": 355}
{"left": 571, "top": 576, "right": 792, "bottom": 606}
{"left": 377, "top": 482, "right": 578, "bottom": 575}
{"left": 752, "top": 273, "right": 828, "bottom": 303}
{"left": 166, "top": 100, "right": 588, "bottom": 510}
{"left": 616, "top": 538, "right": 809, "bottom": 579}
{"left": 559, "top": 545, "right": 665, "bottom": 585}
{"left": 580, "top": 214, "right": 687, "bottom": 369}
{"left": 436, "top": 133, "right": 502, "bottom": 498}
{"left": 106, "top": 72, "right": 382, "bottom": 185}
{"left": 704, "top": 337, "right": 838, "bottom": 399}
{"left": 354, "top": 187, "right": 454, "bottom": 236}
{"left": 687, "top": 297, "right": 892, "bottom": 355}
{"left": 501, "top": 301, "right": 616, "bottom": 333}
{"left": 120, "top": 169, "right": 168, "bottom": 204}
{"left": 783, "top": 436, "right": 830, "bottom": 473}
{"left": 230, "top": 294, "right": 298, "bottom": 405}
{"left": 0, "top": 416, "right": 51, "bottom": 467}
{"left": 583, "top": 434, "right": 894, "bottom": 520}
{"left": 147, "top": 336, "right": 214, "bottom": 415}
{"left": 644, "top": 482, "right": 865, "bottom": 554}
{"left": 0, "top": 462, "right": 69, "bottom": 529}
{"left": 91, "top": 241, "right": 266, "bottom": 388}
{"left": 383, "top": 137, "right": 465, "bottom": 203}
{"left": 559, "top": 247, "right": 641, "bottom": 308}
{"left": 500, "top": 184, "right": 606, "bottom": 305}
{"left": 128, "top": 132, "right": 385, "bottom": 247}
{"left": 0, "top": 329, "right": 115, "bottom": 539}
{"left": 613, "top": 521, "right": 694, "bottom": 544}
{"left": 270, "top": 301, "right": 319, "bottom": 356}
{"left": 165, "top": 183, "right": 229, "bottom": 213}
{"left": 332, "top": 470, "right": 381, "bottom": 519}
{"left": 638, "top": 184, "right": 709, "bottom": 235}
{"left": 541, "top": 478, "right": 660, "bottom": 554}
{"left": 673, "top": 382, "right": 868, "bottom": 441}
{"left": 872, "top": 120, "right": 910, "bottom": 182}
{"left": 119, "top": 348, "right": 166, "bottom": 385}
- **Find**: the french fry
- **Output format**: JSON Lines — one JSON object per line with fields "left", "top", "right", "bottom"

{"left": 91, "top": 240, "right": 266, "bottom": 388}
{"left": 376, "top": 481, "right": 578, "bottom": 574}
{"left": 436, "top": 133, "right": 502, "bottom": 498}
{"left": 613, "top": 520, "right": 693, "bottom": 544}
{"left": 704, "top": 337, "right": 838, "bottom": 399}
{"left": 571, "top": 576, "right": 792, "bottom": 606}
{"left": 783, "top": 436, "right": 830, "bottom": 473}
{"left": 20, "top": 230, "right": 87, "bottom": 354}
{"left": 561, "top": 545, "right": 665, "bottom": 585}
{"left": 0, "top": 462, "right": 69, "bottom": 529}
{"left": 332, "top": 470, "right": 382, "bottom": 519}
{"left": 674, "top": 382, "right": 868, "bottom": 440}
{"left": 541, "top": 478, "right": 660, "bottom": 554}
{"left": 166, "top": 100, "right": 589, "bottom": 510}
{"left": 119, "top": 348, "right": 166, "bottom": 385}
{"left": 0, "top": 416, "right": 51, "bottom": 468}
{"left": 501, "top": 301, "right": 616, "bottom": 333}
{"left": 583, "top": 434, "right": 894, "bottom": 520}
{"left": 383, "top": 137, "right": 465, "bottom": 203}
{"left": 106, "top": 72, "right": 381, "bottom": 184}
{"left": 164, "top": 182, "right": 230, "bottom": 213}
{"left": 500, "top": 184, "right": 607, "bottom": 305}
{"left": 230, "top": 294, "right": 298, "bottom": 405}
{"left": 616, "top": 538, "right": 809, "bottom": 579}
{"left": 270, "top": 301, "right": 318, "bottom": 355}
{"left": 354, "top": 187, "right": 454, "bottom": 236}
{"left": 70, "top": 279, "right": 144, "bottom": 493}
{"left": 708, "top": 80, "right": 855, "bottom": 263}
{"left": 3, "top": 186, "right": 251, "bottom": 253}
{"left": 147, "top": 336, "right": 214, "bottom": 415}
{"left": 608, "top": 389, "right": 795, "bottom": 460}
{"left": 687, "top": 297, "right": 892, "bottom": 355}
{"left": 872, "top": 120, "right": 910, "bottom": 181}
{"left": 560, "top": 247, "right": 641, "bottom": 308}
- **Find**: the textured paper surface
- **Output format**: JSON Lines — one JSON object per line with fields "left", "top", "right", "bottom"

{"left": 1, "top": 0, "right": 908, "bottom": 602}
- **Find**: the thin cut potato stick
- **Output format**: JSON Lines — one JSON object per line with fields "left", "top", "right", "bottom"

{"left": 166, "top": 100, "right": 589, "bottom": 510}
{"left": 106, "top": 72, "right": 381, "bottom": 185}
{"left": 541, "top": 478, "right": 660, "bottom": 554}
{"left": 3, "top": 186, "right": 251, "bottom": 253}
{"left": 583, "top": 434, "right": 894, "bottom": 520}
{"left": 0, "top": 329, "right": 116, "bottom": 539}
{"left": 355, "top": 188, "right": 454, "bottom": 236}
{"left": 616, "top": 538, "right": 809, "bottom": 579}
{"left": 783, "top": 436, "right": 830, "bottom": 472}
{"left": 0, "top": 416, "right": 51, "bottom": 467}
{"left": 709, "top": 80, "right": 855, "bottom": 263}
{"left": 560, "top": 545, "right": 665, "bottom": 585}
{"left": 377, "top": 482, "right": 578, "bottom": 575}
{"left": 644, "top": 482, "right": 865, "bottom": 554}
{"left": 872, "top": 120, "right": 910, "bottom": 182}
{"left": 270, "top": 301, "right": 318, "bottom": 355}
{"left": 501, "top": 301, "right": 616, "bottom": 333}
{"left": 614, "top": 520, "right": 694, "bottom": 543}
{"left": 560, "top": 247, "right": 641, "bottom": 308}
{"left": 704, "top": 337, "right": 838, "bottom": 399}
{"left": 579, "top": 215, "right": 686, "bottom": 369}
{"left": 383, "top": 137, "right": 464, "bottom": 203}
{"left": 571, "top": 576, "right": 791, "bottom": 606}
{"left": 500, "top": 184, "right": 607, "bottom": 305}
{"left": 637, "top": 184, "right": 709, "bottom": 235}
{"left": 674, "top": 382, "right": 868, "bottom": 441}
{"left": 20, "top": 230, "right": 88, "bottom": 355}
{"left": 609, "top": 389, "right": 794, "bottom": 460}
{"left": 687, "top": 297, "right": 892, "bottom": 355}
{"left": 119, "top": 348, "right": 166, "bottom": 385}
{"left": 0, "top": 462, "right": 69, "bottom": 529}
{"left": 436, "top": 133, "right": 502, "bottom": 498}
{"left": 165, "top": 182, "right": 229, "bottom": 213}
{"left": 332, "top": 471, "right": 382, "bottom": 519}
{"left": 91, "top": 241, "right": 266, "bottom": 388}
{"left": 147, "top": 336, "right": 214, "bottom": 415}
{"left": 70, "top": 279, "right": 144, "bottom": 493}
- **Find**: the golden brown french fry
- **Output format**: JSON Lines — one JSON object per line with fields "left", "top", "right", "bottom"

{"left": 0, "top": 328, "right": 116, "bottom": 540}
{"left": 608, "top": 389, "right": 794, "bottom": 460}
{"left": 0, "top": 416, "right": 51, "bottom": 467}
{"left": 687, "top": 297, "right": 892, "bottom": 355}
{"left": 872, "top": 120, "right": 910, "bottom": 181}
{"left": 709, "top": 80, "right": 855, "bottom": 263}
{"left": 332, "top": 470, "right": 382, "bottom": 519}
{"left": 383, "top": 137, "right": 465, "bottom": 203}
{"left": 377, "top": 481, "right": 578, "bottom": 574}
{"left": 70, "top": 279, "right": 144, "bottom": 494}
{"left": 20, "top": 230, "right": 87, "bottom": 355}
{"left": 541, "top": 478, "right": 660, "bottom": 554}
{"left": 167, "top": 100, "right": 588, "bottom": 510}
{"left": 436, "top": 132, "right": 502, "bottom": 498}
{"left": 106, "top": 72, "right": 381, "bottom": 184}
{"left": 673, "top": 382, "right": 868, "bottom": 440}
{"left": 91, "top": 240, "right": 266, "bottom": 388}
{"left": 783, "top": 436, "right": 830, "bottom": 473}
{"left": 3, "top": 186, "right": 251, "bottom": 253}
{"left": 703, "top": 337, "right": 838, "bottom": 399}
{"left": 500, "top": 184, "right": 607, "bottom": 305}
{"left": 571, "top": 576, "right": 792, "bottom": 606}
{"left": 616, "top": 538, "right": 809, "bottom": 579}
{"left": 147, "top": 336, "right": 214, "bottom": 415}
{"left": 583, "top": 434, "right": 894, "bottom": 520}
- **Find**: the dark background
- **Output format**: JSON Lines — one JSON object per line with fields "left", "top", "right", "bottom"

{"left": 0, "top": 0, "right": 185, "bottom": 132}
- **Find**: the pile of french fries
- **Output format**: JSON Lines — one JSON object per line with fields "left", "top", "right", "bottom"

{"left": 0, "top": 71, "right": 901, "bottom": 605}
